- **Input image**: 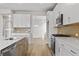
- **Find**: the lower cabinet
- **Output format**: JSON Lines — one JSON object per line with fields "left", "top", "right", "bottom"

{"left": 55, "top": 41, "right": 72, "bottom": 56}
{"left": 16, "top": 37, "right": 28, "bottom": 56}
{"left": 59, "top": 44, "right": 72, "bottom": 56}
{"left": 55, "top": 39, "right": 61, "bottom": 56}
{"left": 60, "top": 47, "right": 72, "bottom": 56}
{"left": 55, "top": 38, "right": 79, "bottom": 56}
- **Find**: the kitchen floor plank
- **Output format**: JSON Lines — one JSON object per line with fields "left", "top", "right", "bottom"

{"left": 27, "top": 38, "right": 52, "bottom": 56}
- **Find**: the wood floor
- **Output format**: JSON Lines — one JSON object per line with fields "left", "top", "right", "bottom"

{"left": 27, "top": 38, "right": 52, "bottom": 56}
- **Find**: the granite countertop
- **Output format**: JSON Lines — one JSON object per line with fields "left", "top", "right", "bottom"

{"left": 0, "top": 37, "right": 24, "bottom": 51}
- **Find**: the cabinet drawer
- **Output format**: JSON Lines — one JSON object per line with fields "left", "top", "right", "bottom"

{"left": 60, "top": 48, "right": 72, "bottom": 56}
{"left": 62, "top": 43, "right": 79, "bottom": 56}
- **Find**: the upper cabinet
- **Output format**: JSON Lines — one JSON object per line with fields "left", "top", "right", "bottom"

{"left": 53, "top": 3, "right": 79, "bottom": 25}
{"left": 47, "top": 11, "right": 58, "bottom": 34}
{"left": 13, "top": 14, "right": 30, "bottom": 27}
{"left": 62, "top": 4, "right": 79, "bottom": 25}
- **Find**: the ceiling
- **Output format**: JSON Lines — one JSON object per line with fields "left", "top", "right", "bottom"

{"left": 0, "top": 3, "right": 56, "bottom": 12}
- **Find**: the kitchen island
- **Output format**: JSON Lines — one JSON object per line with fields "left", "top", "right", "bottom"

{"left": 0, "top": 36, "right": 28, "bottom": 56}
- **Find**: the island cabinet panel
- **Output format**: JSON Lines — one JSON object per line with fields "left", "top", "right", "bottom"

{"left": 16, "top": 37, "right": 28, "bottom": 56}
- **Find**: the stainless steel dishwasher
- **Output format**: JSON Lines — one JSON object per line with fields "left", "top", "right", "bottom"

{"left": 1, "top": 43, "right": 16, "bottom": 56}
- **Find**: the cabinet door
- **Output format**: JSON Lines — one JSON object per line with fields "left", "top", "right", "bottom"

{"left": 61, "top": 4, "right": 71, "bottom": 25}
{"left": 69, "top": 4, "right": 79, "bottom": 23}
{"left": 53, "top": 4, "right": 65, "bottom": 26}
{"left": 55, "top": 39, "right": 72, "bottom": 56}
{"left": 62, "top": 4, "right": 79, "bottom": 25}
{"left": 60, "top": 44, "right": 72, "bottom": 56}
{"left": 55, "top": 39, "right": 61, "bottom": 56}
{"left": 60, "top": 47, "right": 72, "bottom": 56}
{"left": 24, "top": 37, "right": 28, "bottom": 55}
{"left": 54, "top": 4, "right": 61, "bottom": 14}
{"left": 54, "top": 4, "right": 79, "bottom": 25}
{"left": 53, "top": 4, "right": 70, "bottom": 25}
{"left": 47, "top": 11, "right": 59, "bottom": 27}
{"left": 16, "top": 39, "right": 25, "bottom": 56}
{"left": 13, "top": 14, "right": 30, "bottom": 27}
{"left": 63, "top": 43, "right": 79, "bottom": 56}
{"left": 16, "top": 38, "right": 28, "bottom": 56}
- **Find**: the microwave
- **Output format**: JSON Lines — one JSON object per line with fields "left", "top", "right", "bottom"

{"left": 56, "top": 14, "right": 63, "bottom": 26}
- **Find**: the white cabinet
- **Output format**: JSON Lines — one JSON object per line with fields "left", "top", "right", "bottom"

{"left": 13, "top": 14, "right": 30, "bottom": 27}
{"left": 53, "top": 3, "right": 71, "bottom": 25}
{"left": 55, "top": 39, "right": 72, "bottom": 56}
{"left": 47, "top": 11, "right": 57, "bottom": 27}
{"left": 61, "top": 4, "right": 72, "bottom": 25}
{"left": 62, "top": 4, "right": 75, "bottom": 25}
{"left": 54, "top": 4, "right": 63, "bottom": 14}
{"left": 59, "top": 43, "right": 72, "bottom": 56}
{"left": 62, "top": 43, "right": 79, "bottom": 56}
{"left": 3, "top": 15, "right": 12, "bottom": 39}
{"left": 55, "top": 39, "right": 61, "bottom": 56}
{"left": 54, "top": 3, "right": 79, "bottom": 25}
{"left": 60, "top": 46, "right": 72, "bottom": 56}
{"left": 47, "top": 11, "right": 58, "bottom": 48}
{"left": 53, "top": 4, "right": 65, "bottom": 26}
{"left": 55, "top": 38, "right": 79, "bottom": 56}
{"left": 60, "top": 4, "right": 79, "bottom": 25}
{"left": 66, "top": 4, "right": 79, "bottom": 24}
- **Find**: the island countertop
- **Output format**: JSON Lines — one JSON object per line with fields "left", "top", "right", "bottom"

{"left": 0, "top": 36, "right": 25, "bottom": 51}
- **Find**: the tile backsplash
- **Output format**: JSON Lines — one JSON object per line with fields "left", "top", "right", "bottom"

{"left": 58, "top": 23, "right": 79, "bottom": 37}
{"left": 13, "top": 27, "right": 30, "bottom": 33}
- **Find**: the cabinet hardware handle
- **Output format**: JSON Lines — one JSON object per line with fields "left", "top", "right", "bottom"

{"left": 70, "top": 50, "right": 77, "bottom": 54}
